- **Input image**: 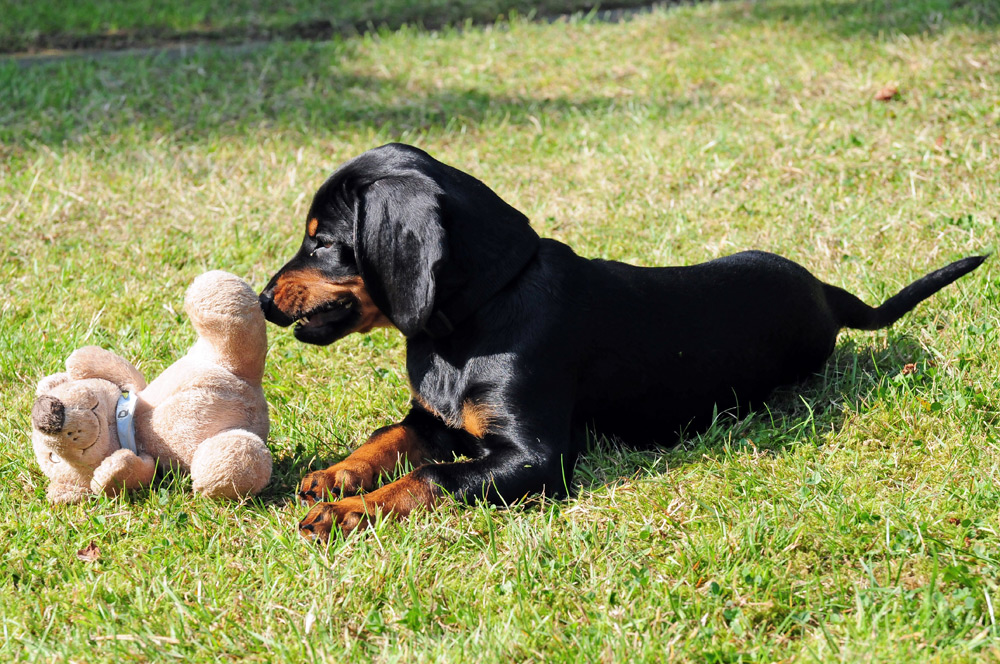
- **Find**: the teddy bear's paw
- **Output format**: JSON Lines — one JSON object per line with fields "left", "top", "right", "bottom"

{"left": 298, "top": 498, "right": 372, "bottom": 541}
{"left": 90, "top": 464, "right": 124, "bottom": 497}
{"left": 90, "top": 462, "right": 115, "bottom": 495}
{"left": 191, "top": 430, "right": 271, "bottom": 500}
{"left": 90, "top": 476, "right": 123, "bottom": 497}
{"left": 47, "top": 481, "right": 93, "bottom": 504}
{"left": 298, "top": 462, "right": 375, "bottom": 505}
{"left": 89, "top": 448, "right": 150, "bottom": 497}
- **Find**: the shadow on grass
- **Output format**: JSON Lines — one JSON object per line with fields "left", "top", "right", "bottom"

{"left": 720, "top": 0, "right": 999, "bottom": 37}
{"left": 572, "top": 332, "right": 932, "bottom": 493}
{"left": 2, "top": 0, "right": 996, "bottom": 151}
{"left": 0, "top": 36, "right": 676, "bottom": 150}
{"left": 0, "top": 1, "right": 666, "bottom": 55}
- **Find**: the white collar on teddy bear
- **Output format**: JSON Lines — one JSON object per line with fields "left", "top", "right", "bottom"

{"left": 115, "top": 390, "right": 139, "bottom": 454}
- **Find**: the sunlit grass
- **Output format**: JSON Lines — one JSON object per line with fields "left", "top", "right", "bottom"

{"left": 1, "top": 1, "right": 998, "bottom": 661}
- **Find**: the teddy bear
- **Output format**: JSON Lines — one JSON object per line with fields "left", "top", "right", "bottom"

{"left": 30, "top": 270, "right": 272, "bottom": 503}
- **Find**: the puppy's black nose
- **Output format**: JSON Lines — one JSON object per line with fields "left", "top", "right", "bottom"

{"left": 259, "top": 288, "right": 295, "bottom": 327}
{"left": 32, "top": 395, "right": 65, "bottom": 434}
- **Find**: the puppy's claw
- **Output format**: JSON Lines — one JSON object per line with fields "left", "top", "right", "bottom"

{"left": 296, "top": 463, "right": 377, "bottom": 506}
{"left": 297, "top": 469, "right": 337, "bottom": 505}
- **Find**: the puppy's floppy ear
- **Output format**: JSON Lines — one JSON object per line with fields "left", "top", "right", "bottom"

{"left": 354, "top": 173, "right": 448, "bottom": 337}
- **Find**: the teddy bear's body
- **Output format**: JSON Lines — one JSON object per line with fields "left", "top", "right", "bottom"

{"left": 31, "top": 271, "right": 272, "bottom": 503}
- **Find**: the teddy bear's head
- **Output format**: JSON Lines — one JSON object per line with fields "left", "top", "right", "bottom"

{"left": 31, "top": 372, "right": 125, "bottom": 502}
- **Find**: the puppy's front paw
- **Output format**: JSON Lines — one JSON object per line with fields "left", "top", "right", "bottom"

{"left": 298, "top": 497, "right": 372, "bottom": 540}
{"left": 298, "top": 461, "right": 376, "bottom": 505}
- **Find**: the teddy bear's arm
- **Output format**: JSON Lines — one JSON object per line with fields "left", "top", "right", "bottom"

{"left": 90, "top": 449, "right": 156, "bottom": 496}
{"left": 66, "top": 346, "right": 147, "bottom": 392}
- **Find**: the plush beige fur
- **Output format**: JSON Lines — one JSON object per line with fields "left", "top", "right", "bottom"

{"left": 31, "top": 271, "right": 272, "bottom": 503}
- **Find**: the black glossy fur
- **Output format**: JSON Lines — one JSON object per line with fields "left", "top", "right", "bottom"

{"left": 260, "top": 142, "right": 986, "bottom": 506}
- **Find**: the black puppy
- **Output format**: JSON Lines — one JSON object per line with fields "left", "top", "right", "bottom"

{"left": 260, "top": 143, "right": 985, "bottom": 539}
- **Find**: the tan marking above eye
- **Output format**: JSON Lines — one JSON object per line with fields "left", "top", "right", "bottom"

{"left": 307, "top": 218, "right": 319, "bottom": 237}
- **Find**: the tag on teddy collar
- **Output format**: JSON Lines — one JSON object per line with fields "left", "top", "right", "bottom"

{"left": 115, "top": 390, "right": 139, "bottom": 454}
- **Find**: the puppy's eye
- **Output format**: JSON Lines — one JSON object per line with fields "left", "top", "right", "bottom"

{"left": 309, "top": 241, "right": 336, "bottom": 258}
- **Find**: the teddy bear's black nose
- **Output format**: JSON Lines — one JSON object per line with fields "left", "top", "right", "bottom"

{"left": 32, "top": 395, "right": 65, "bottom": 434}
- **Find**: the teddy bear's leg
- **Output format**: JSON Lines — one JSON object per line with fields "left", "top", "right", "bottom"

{"left": 184, "top": 272, "right": 268, "bottom": 383}
{"left": 190, "top": 429, "right": 272, "bottom": 499}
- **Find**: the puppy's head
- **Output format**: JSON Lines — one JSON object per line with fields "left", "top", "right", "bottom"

{"left": 259, "top": 143, "right": 536, "bottom": 343}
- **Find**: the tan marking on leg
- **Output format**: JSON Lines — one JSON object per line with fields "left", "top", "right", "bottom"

{"left": 461, "top": 400, "right": 496, "bottom": 438}
{"left": 299, "top": 472, "right": 440, "bottom": 539}
{"left": 370, "top": 472, "right": 440, "bottom": 516}
{"left": 336, "top": 424, "right": 427, "bottom": 482}
{"left": 298, "top": 424, "right": 428, "bottom": 502}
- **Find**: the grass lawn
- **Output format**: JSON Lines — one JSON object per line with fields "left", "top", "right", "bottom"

{"left": 1, "top": 0, "right": 999, "bottom": 661}
{"left": 0, "top": 0, "right": 659, "bottom": 53}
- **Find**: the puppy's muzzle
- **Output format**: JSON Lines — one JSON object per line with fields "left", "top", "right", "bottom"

{"left": 258, "top": 288, "right": 295, "bottom": 327}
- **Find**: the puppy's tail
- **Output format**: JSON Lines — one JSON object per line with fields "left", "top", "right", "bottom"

{"left": 825, "top": 255, "right": 988, "bottom": 331}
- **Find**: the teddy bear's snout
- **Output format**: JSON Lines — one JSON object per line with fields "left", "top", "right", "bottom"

{"left": 32, "top": 395, "right": 65, "bottom": 434}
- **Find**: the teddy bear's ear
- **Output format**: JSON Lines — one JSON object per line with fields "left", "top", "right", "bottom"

{"left": 66, "top": 346, "right": 147, "bottom": 392}
{"left": 36, "top": 372, "right": 71, "bottom": 396}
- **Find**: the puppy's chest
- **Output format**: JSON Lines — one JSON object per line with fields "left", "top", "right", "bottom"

{"left": 407, "top": 356, "right": 496, "bottom": 439}
{"left": 409, "top": 364, "right": 465, "bottom": 423}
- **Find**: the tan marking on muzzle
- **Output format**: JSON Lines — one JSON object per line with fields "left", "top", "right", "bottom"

{"left": 272, "top": 269, "right": 392, "bottom": 332}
